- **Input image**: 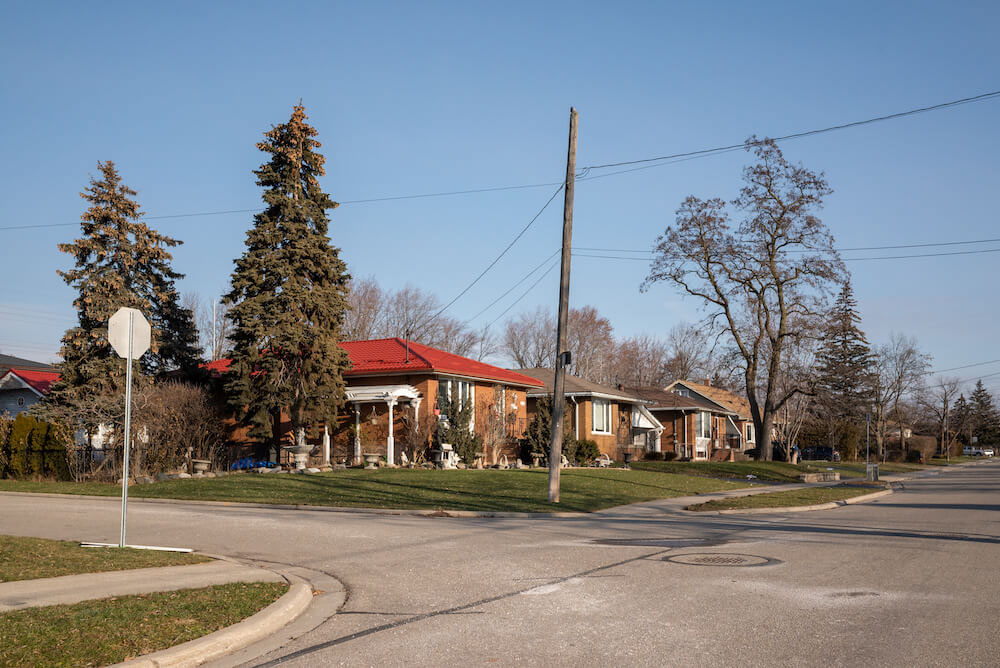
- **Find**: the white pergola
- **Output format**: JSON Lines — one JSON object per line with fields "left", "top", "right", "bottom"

{"left": 343, "top": 385, "right": 422, "bottom": 465}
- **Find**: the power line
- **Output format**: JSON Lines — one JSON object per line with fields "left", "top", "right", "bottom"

{"left": 575, "top": 236, "right": 1000, "bottom": 255}
{"left": 462, "top": 249, "right": 560, "bottom": 326}
{"left": 5, "top": 89, "right": 999, "bottom": 234}
{"left": 928, "top": 359, "right": 1000, "bottom": 375}
{"left": 573, "top": 247, "right": 1000, "bottom": 262}
{"left": 487, "top": 258, "right": 561, "bottom": 329}
{"left": 411, "top": 185, "right": 564, "bottom": 332}
{"left": 582, "top": 89, "right": 1000, "bottom": 171}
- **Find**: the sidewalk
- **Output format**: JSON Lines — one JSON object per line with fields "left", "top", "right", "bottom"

{"left": 0, "top": 559, "right": 284, "bottom": 612}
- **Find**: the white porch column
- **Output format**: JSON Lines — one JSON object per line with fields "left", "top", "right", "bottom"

{"left": 386, "top": 399, "right": 396, "bottom": 466}
{"left": 353, "top": 403, "right": 362, "bottom": 465}
{"left": 322, "top": 424, "right": 331, "bottom": 466}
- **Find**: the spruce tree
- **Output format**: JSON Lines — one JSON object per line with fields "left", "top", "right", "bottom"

{"left": 224, "top": 105, "right": 351, "bottom": 457}
{"left": 952, "top": 394, "right": 972, "bottom": 445}
{"left": 43, "top": 162, "right": 200, "bottom": 434}
{"left": 969, "top": 380, "right": 1000, "bottom": 445}
{"left": 817, "top": 282, "right": 874, "bottom": 416}
{"left": 814, "top": 281, "right": 873, "bottom": 455}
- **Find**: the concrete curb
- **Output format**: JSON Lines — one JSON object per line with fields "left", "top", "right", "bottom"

{"left": 686, "top": 487, "right": 894, "bottom": 515}
{"left": 0, "top": 491, "right": 586, "bottom": 519}
{"left": 114, "top": 580, "right": 313, "bottom": 668}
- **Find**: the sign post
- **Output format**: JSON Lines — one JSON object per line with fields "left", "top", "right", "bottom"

{"left": 108, "top": 307, "right": 151, "bottom": 548}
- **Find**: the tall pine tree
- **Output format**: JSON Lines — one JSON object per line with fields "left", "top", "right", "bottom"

{"left": 43, "top": 161, "right": 200, "bottom": 434}
{"left": 814, "top": 281, "right": 873, "bottom": 455}
{"left": 224, "top": 105, "right": 351, "bottom": 457}
{"left": 969, "top": 380, "right": 1000, "bottom": 445}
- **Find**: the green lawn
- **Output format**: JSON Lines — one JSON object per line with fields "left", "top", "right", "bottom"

{"left": 0, "top": 582, "right": 286, "bottom": 667}
{"left": 687, "top": 485, "right": 878, "bottom": 512}
{"left": 0, "top": 535, "right": 210, "bottom": 583}
{"left": 630, "top": 460, "right": 840, "bottom": 483}
{"left": 0, "top": 468, "right": 750, "bottom": 513}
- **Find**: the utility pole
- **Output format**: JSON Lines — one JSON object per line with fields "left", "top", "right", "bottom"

{"left": 548, "top": 107, "right": 578, "bottom": 504}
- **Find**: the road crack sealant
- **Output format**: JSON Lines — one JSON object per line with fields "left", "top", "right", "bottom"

{"left": 252, "top": 548, "right": 675, "bottom": 666}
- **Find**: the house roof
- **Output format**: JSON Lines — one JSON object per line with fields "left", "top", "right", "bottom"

{"left": 625, "top": 386, "right": 734, "bottom": 414}
{"left": 514, "top": 368, "right": 645, "bottom": 403}
{"left": 0, "top": 353, "right": 57, "bottom": 373}
{"left": 203, "top": 339, "right": 544, "bottom": 388}
{"left": 0, "top": 368, "right": 61, "bottom": 396}
{"left": 666, "top": 380, "right": 752, "bottom": 419}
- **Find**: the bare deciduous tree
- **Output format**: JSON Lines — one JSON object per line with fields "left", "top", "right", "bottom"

{"left": 644, "top": 138, "right": 845, "bottom": 460}
{"left": 919, "top": 376, "right": 961, "bottom": 459}
{"left": 503, "top": 306, "right": 554, "bottom": 368}
{"left": 344, "top": 275, "right": 384, "bottom": 341}
{"left": 611, "top": 334, "right": 673, "bottom": 388}
{"left": 871, "top": 333, "right": 932, "bottom": 458}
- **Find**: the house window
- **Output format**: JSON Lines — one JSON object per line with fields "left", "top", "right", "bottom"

{"left": 438, "top": 378, "right": 475, "bottom": 426}
{"left": 695, "top": 412, "right": 711, "bottom": 439}
{"left": 745, "top": 424, "right": 754, "bottom": 442}
{"left": 675, "top": 388, "right": 690, "bottom": 397}
{"left": 592, "top": 399, "right": 611, "bottom": 434}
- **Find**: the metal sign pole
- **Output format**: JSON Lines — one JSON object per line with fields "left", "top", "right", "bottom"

{"left": 119, "top": 311, "right": 134, "bottom": 548}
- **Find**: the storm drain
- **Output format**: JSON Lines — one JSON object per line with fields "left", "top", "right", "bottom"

{"left": 592, "top": 538, "right": 726, "bottom": 549}
{"left": 664, "top": 553, "right": 781, "bottom": 567}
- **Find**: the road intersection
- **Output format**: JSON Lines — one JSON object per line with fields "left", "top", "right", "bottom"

{"left": 2, "top": 462, "right": 997, "bottom": 666}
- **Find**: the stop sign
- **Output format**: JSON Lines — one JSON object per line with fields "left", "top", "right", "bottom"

{"left": 108, "top": 307, "right": 151, "bottom": 360}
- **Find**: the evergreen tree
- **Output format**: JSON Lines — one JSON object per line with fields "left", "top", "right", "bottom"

{"left": 224, "top": 105, "right": 351, "bottom": 456}
{"left": 43, "top": 162, "right": 200, "bottom": 434}
{"left": 816, "top": 282, "right": 874, "bottom": 418}
{"left": 969, "top": 380, "right": 1000, "bottom": 445}
{"left": 952, "top": 394, "right": 972, "bottom": 445}
{"left": 814, "top": 281, "right": 873, "bottom": 456}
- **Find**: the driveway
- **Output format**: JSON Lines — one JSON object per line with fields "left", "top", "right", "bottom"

{"left": 2, "top": 461, "right": 998, "bottom": 667}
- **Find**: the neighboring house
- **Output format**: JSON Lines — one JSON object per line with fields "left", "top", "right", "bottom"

{"left": 664, "top": 380, "right": 757, "bottom": 457}
{"left": 0, "top": 355, "right": 60, "bottom": 417}
{"left": 626, "top": 386, "right": 738, "bottom": 461}
{"left": 207, "top": 338, "right": 543, "bottom": 466}
{"left": 515, "top": 368, "right": 663, "bottom": 461}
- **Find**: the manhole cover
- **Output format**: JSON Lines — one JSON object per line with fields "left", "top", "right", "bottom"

{"left": 592, "top": 538, "right": 726, "bottom": 548}
{"left": 663, "top": 553, "right": 780, "bottom": 567}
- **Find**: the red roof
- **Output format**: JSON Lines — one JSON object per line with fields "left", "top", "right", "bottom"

{"left": 3, "top": 368, "right": 60, "bottom": 395}
{"left": 203, "top": 338, "right": 543, "bottom": 388}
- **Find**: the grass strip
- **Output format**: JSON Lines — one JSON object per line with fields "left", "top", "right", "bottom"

{"left": 0, "top": 535, "right": 209, "bottom": 583}
{"left": 0, "top": 468, "right": 749, "bottom": 513}
{"left": 630, "top": 460, "right": 831, "bottom": 482}
{"left": 687, "top": 485, "right": 878, "bottom": 512}
{"left": 0, "top": 582, "right": 286, "bottom": 667}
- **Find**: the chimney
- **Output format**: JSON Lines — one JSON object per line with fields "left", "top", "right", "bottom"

{"left": 703, "top": 378, "right": 712, "bottom": 387}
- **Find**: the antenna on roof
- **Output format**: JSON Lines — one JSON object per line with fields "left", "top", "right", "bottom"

{"left": 405, "top": 328, "right": 411, "bottom": 364}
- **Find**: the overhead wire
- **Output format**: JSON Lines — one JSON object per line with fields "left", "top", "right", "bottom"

{"left": 461, "top": 248, "right": 560, "bottom": 326}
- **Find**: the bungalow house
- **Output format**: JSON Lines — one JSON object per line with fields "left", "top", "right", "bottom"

{"left": 0, "top": 354, "right": 60, "bottom": 417}
{"left": 515, "top": 368, "right": 663, "bottom": 461}
{"left": 207, "top": 338, "right": 543, "bottom": 466}
{"left": 626, "top": 386, "right": 738, "bottom": 461}
{"left": 664, "top": 379, "right": 757, "bottom": 456}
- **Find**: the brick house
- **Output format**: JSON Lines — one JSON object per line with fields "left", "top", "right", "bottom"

{"left": 515, "top": 368, "right": 663, "bottom": 461}
{"left": 664, "top": 380, "right": 757, "bottom": 456}
{"left": 208, "top": 338, "right": 543, "bottom": 466}
{"left": 626, "top": 386, "right": 739, "bottom": 461}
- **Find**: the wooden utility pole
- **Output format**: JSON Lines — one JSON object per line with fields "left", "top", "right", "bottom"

{"left": 548, "top": 107, "right": 578, "bottom": 504}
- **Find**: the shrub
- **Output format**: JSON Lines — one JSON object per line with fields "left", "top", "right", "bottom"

{"left": 575, "top": 439, "right": 600, "bottom": 463}
{"left": 0, "top": 414, "right": 71, "bottom": 480}
{"left": 643, "top": 451, "right": 665, "bottom": 461}
{"left": 662, "top": 451, "right": 678, "bottom": 461}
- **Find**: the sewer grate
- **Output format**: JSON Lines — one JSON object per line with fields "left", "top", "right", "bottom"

{"left": 664, "top": 552, "right": 780, "bottom": 567}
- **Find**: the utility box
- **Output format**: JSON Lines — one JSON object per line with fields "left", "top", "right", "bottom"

{"left": 866, "top": 462, "right": 879, "bottom": 481}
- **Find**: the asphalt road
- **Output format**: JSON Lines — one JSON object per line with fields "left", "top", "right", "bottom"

{"left": 2, "top": 461, "right": 998, "bottom": 667}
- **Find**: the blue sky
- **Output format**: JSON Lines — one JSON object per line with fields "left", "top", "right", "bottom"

{"left": 2, "top": 1, "right": 998, "bottom": 394}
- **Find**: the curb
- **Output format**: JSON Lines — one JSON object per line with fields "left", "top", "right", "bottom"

{"left": 0, "top": 491, "right": 586, "bottom": 519}
{"left": 687, "top": 487, "right": 894, "bottom": 515}
{"left": 114, "top": 580, "right": 313, "bottom": 668}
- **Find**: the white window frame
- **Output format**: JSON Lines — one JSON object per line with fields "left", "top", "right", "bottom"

{"left": 591, "top": 399, "right": 612, "bottom": 435}
{"left": 438, "top": 377, "right": 475, "bottom": 431}
{"left": 695, "top": 411, "right": 711, "bottom": 439}
{"left": 745, "top": 423, "right": 754, "bottom": 443}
